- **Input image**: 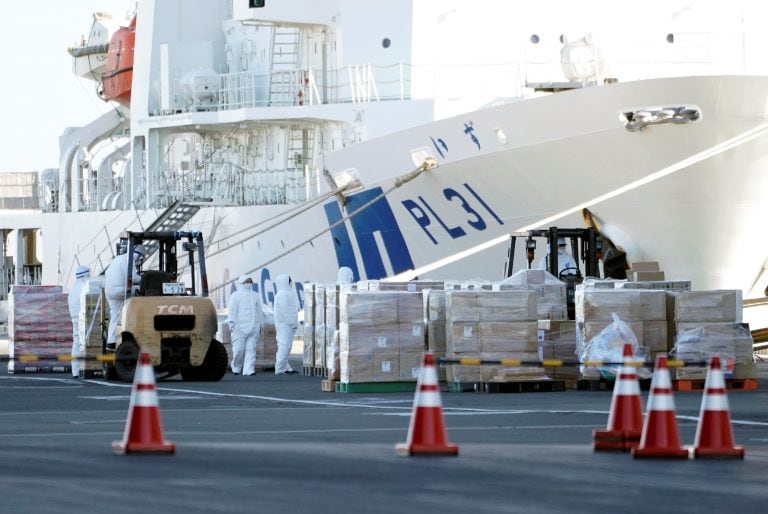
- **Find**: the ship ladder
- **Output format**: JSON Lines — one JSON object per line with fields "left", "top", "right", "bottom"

{"left": 268, "top": 26, "right": 301, "bottom": 106}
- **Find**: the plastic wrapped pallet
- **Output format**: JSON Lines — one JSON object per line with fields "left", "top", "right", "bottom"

{"left": 79, "top": 278, "right": 105, "bottom": 377}
{"left": 338, "top": 290, "right": 427, "bottom": 383}
{"left": 324, "top": 285, "right": 346, "bottom": 375}
{"left": 302, "top": 284, "right": 316, "bottom": 367}
{"left": 8, "top": 285, "right": 72, "bottom": 374}
{"left": 666, "top": 289, "right": 744, "bottom": 374}
{"left": 424, "top": 289, "right": 447, "bottom": 381}
{"left": 313, "top": 284, "right": 326, "bottom": 368}
{"left": 445, "top": 289, "right": 538, "bottom": 383}
{"left": 671, "top": 323, "right": 755, "bottom": 379}
{"left": 574, "top": 286, "right": 666, "bottom": 369}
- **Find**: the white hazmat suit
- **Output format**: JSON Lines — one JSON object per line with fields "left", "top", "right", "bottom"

{"left": 227, "top": 275, "right": 264, "bottom": 375}
{"left": 67, "top": 265, "right": 90, "bottom": 378}
{"left": 273, "top": 274, "right": 299, "bottom": 375}
{"left": 104, "top": 245, "right": 146, "bottom": 349}
{"left": 537, "top": 238, "right": 577, "bottom": 276}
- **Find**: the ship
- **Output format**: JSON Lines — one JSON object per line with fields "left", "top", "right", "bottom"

{"left": 1, "top": 0, "right": 767, "bottom": 323}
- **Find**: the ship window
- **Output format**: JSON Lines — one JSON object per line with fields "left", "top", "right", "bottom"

{"left": 666, "top": 33, "right": 674, "bottom": 43}
{"left": 249, "top": 0, "right": 265, "bottom": 8}
{"left": 530, "top": 34, "right": 540, "bottom": 44}
{"left": 382, "top": 38, "right": 391, "bottom": 49}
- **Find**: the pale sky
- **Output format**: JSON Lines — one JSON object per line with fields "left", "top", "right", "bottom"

{"left": 0, "top": 1, "right": 135, "bottom": 172}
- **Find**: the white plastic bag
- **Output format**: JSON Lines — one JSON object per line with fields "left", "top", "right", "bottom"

{"left": 580, "top": 312, "right": 649, "bottom": 379}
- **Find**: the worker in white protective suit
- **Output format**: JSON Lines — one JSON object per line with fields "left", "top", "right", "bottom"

{"left": 273, "top": 274, "right": 299, "bottom": 375}
{"left": 104, "top": 244, "right": 146, "bottom": 350}
{"left": 537, "top": 237, "right": 578, "bottom": 277}
{"left": 67, "top": 265, "right": 90, "bottom": 378}
{"left": 337, "top": 266, "right": 354, "bottom": 285}
{"left": 227, "top": 275, "right": 265, "bottom": 375}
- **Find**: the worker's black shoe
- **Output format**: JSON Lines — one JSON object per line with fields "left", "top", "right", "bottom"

{"left": 106, "top": 343, "right": 116, "bottom": 351}
{"left": 285, "top": 370, "right": 299, "bottom": 375}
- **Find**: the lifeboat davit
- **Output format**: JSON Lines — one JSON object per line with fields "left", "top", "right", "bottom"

{"left": 100, "top": 16, "right": 135, "bottom": 106}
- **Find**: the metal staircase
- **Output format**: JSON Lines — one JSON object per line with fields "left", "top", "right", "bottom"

{"left": 268, "top": 26, "right": 301, "bottom": 106}
{"left": 141, "top": 201, "right": 201, "bottom": 258}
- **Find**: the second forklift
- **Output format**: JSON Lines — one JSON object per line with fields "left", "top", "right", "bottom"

{"left": 505, "top": 227, "right": 603, "bottom": 320}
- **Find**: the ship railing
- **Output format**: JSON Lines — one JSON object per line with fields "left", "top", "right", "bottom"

{"left": 0, "top": 265, "right": 42, "bottom": 297}
{"left": 149, "top": 163, "right": 310, "bottom": 208}
{"left": 166, "top": 62, "right": 412, "bottom": 114}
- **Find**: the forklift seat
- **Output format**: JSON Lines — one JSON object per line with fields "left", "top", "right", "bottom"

{"left": 139, "top": 270, "right": 173, "bottom": 296}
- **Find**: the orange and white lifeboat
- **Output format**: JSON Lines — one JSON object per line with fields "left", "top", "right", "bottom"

{"left": 100, "top": 15, "right": 135, "bottom": 106}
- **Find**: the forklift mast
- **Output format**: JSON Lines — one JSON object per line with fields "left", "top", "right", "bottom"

{"left": 121, "top": 230, "right": 209, "bottom": 299}
{"left": 504, "top": 227, "right": 603, "bottom": 320}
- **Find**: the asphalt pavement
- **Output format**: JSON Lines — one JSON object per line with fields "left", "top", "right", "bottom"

{"left": 1, "top": 351, "right": 767, "bottom": 514}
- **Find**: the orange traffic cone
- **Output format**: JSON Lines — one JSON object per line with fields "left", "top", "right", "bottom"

{"left": 395, "top": 353, "right": 458, "bottom": 456}
{"left": 112, "top": 351, "right": 176, "bottom": 454}
{"left": 593, "top": 342, "right": 644, "bottom": 451}
{"left": 632, "top": 355, "right": 689, "bottom": 459}
{"left": 693, "top": 356, "right": 744, "bottom": 459}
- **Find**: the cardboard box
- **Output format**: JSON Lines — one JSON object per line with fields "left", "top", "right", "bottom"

{"left": 340, "top": 351, "right": 374, "bottom": 383}
{"left": 632, "top": 270, "right": 666, "bottom": 282}
{"left": 630, "top": 261, "right": 660, "bottom": 272}
{"left": 399, "top": 350, "right": 423, "bottom": 382}
{"left": 373, "top": 351, "right": 399, "bottom": 382}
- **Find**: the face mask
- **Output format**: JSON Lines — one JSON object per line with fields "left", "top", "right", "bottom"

{"left": 242, "top": 282, "right": 252, "bottom": 291}
{"left": 558, "top": 247, "right": 566, "bottom": 255}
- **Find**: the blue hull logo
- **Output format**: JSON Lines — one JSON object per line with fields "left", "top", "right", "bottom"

{"left": 324, "top": 187, "right": 414, "bottom": 281}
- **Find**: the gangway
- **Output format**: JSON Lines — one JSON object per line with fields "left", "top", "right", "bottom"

{"left": 140, "top": 201, "right": 201, "bottom": 259}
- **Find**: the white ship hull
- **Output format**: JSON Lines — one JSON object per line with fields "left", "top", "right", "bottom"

{"left": 2, "top": 0, "right": 767, "bottom": 314}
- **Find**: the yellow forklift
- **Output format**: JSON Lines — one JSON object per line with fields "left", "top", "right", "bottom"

{"left": 103, "top": 230, "right": 228, "bottom": 382}
{"left": 505, "top": 227, "right": 603, "bottom": 320}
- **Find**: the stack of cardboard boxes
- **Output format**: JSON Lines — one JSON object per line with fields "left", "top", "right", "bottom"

{"left": 668, "top": 290, "right": 755, "bottom": 380}
{"left": 338, "top": 290, "right": 425, "bottom": 383}
{"left": 628, "top": 261, "right": 665, "bottom": 282}
{"left": 8, "top": 285, "right": 72, "bottom": 373}
{"left": 444, "top": 289, "right": 542, "bottom": 383}
{"left": 575, "top": 286, "right": 668, "bottom": 380}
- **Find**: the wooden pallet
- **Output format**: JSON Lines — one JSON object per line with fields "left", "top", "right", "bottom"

{"left": 335, "top": 381, "right": 417, "bottom": 393}
{"left": 320, "top": 379, "right": 337, "bottom": 392}
{"left": 302, "top": 366, "right": 327, "bottom": 377}
{"left": 577, "top": 378, "right": 652, "bottom": 392}
{"left": 449, "top": 379, "right": 566, "bottom": 393}
{"left": 673, "top": 378, "right": 758, "bottom": 392}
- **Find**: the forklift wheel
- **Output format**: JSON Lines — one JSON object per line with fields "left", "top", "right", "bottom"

{"left": 114, "top": 338, "right": 140, "bottom": 383}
